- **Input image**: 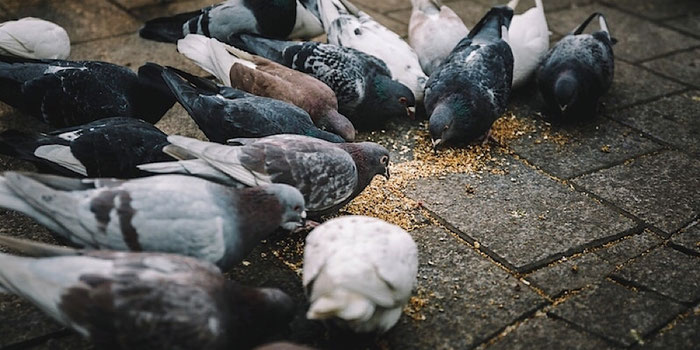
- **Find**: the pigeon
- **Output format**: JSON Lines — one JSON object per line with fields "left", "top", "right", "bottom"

{"left": 160, "top": 67, "right": 344, "bottom": 143}
{"left": 230, "top": 34, "right": 416, "bottom": 129}
{"left": 537, "top": 13, "right": 615, "bottom": 121}
{"left": 507, "top": 0, "right": 549, "bottom": 88}
{"left": 254, "top": 342, "right": 315, "bottom": 350}
{"left": 0, "top": 235, "right": 295, "bottom": 350}
{"left": 0, "top": 58, "right": 175, "bottom": 127}
{"left": 0, "top": 18, "right": 70, "bottom": 59}
{"left": 408, "top": 0, "right": 469, "bottom": 76}
{"left": 139, "top": 0, "right": 324, "bottom": 44}
{"left": 426, "top": 6, "right": 514, "bottom": 147}
{"left": 303, "top": 216, "right": 418, "bottom": 333}
{"left": 0, "top": 117, "right": 174, "bottom": 178}
{"left": 178, "top": 34, "right": 356, "bottom": 141}
{"left": 138, "top": 134, "right": 390, "bottom": 217}
{"left": 318, "top": 0, "right": 428, "bottom": 102}
{"left": 0, "top": 172, "right": 306, "bottom": 270}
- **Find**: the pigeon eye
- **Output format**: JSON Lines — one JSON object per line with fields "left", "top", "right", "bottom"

{"left": 380, "top": 156, "right": 388, "bottom": 165}
{"left": 399, "top": 97, "right": 407, "bottom": 104}
{"left": 293, "top": 205, "right": 301, "bottom": 212}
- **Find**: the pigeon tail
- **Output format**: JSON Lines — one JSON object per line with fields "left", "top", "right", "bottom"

{"left": 307, "top": 289, "right": 376, "bottom": 323}
{"left": 0, "top": 129, "right": 44, "bottom": 160}
{"left": 178, "top": 34, "right": 253, "bottom": 86}
{"left": 137, "top": 159, "right": 238, "bottom": 186}
{"left": 139, "top": 10, "right": 200, "bottom": 43}
{"left": 506, "top": 0, "right": 519, "bottom": 10}
{"left": 0, "top": 235, "right": 78, "bottom": 258}
{"left": 467, "top": 6, "right": 514, "bottom": 42}
{"left": 160, "top": 68, "right": 208, "bottom": 121}
{"left": 318, "top": 0, "right": 348, "bottom": 34}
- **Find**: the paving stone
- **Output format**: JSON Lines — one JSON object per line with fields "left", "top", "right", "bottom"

{"left": 355, "top": 117, "right": 423, "bottom": 163}
{"left": 475, "top": 0, "right": 594, "bottom": 13}
{"left": 642, "top": 48, "right": 700, "bottom": 88}
{"left": 352, "top": 0, "right": 412, "bottom": 14}
{"left": 527, "top": 253, "right": 615, "bottom": 298}
{"left": 489, "top": 315, "right": 616, "bottom": 350}
{"left": 550, "top": 280, "right": 686, "bottom": 347}
{"left": 69, "top": 32, "right": 208, "bottom": 75}
{"left": 665, "top": 14, "right": 700, "bottom": 39}
{"left": 4, "top": 0, "right": 141, "bottom": 43}
{"left": 131, "top": 0, "right": 216, "bottom": 21}
{"left": 605, "top": 60, "right": 685, "bottom": 110}
{"left": 602, "top": 0, "right": 700, "bottom": 21}
{"left": 0, "top": 295, "right": 66, "bottom": 347}
{"left": 406, "top": 155, "right": 638, "bottom": 272}
{"left": 361, "top": 7, "right": 408, "bottom": 38}
{"left": 155, "top": 104, "right": 208, "bottom": 140}
{"left": 670, "top": 222, "right": 700, "bottom": 255}
{"left": 113, "top": 0, "right": 170, "bottom": 10}
{"left": 613, "top": 92, "right": 700, "bottom": 156}
{"left": 594, "top": 230, "right": 664, "bottom": 266}
{"left": 573, "top": 151, "right": 700, "bottom": 235}
{"left": 612, "top": 246, "right": 700, "bottom": 304}
{"left": 509, "top": 116, "right": 661, "bottom": 179}
{"left": 642, "top": 305, "right": 700, "bottom": 350}
{"left": 546, "top": 4, "right": 700, "bottom": 62}
{"left": 384, "top": 226, "right": 545, "bottom": 349}
{"left": 26, "top": 334, "right": 94, "bottom": 350}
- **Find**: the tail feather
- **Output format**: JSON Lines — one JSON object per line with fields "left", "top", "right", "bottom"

{"left": 307, "top": 289, "right": 375, "bottom": 321}
{"left": 0, "top": 130, "right": 45, "bottom": 160}
{"left": 507, "top": 0, "right": 520, "bottom": 10}
{"left": 0, "top": 235, "right": 79, "bottom": 257}
{"left": 467, "top": 6, "right": 514, "bottom": 42}
{"left": 137, "top": 159, "right": 239, "bottom": 186}
{"left": 160, "top": 68, "right": 207, "bottom": 121}
{"left": 137, "top": 62, "right": 173, "bottom": 101}
{"left": 139, "top": 10, "right": 200, "bottom": 43}
{"left": 0, "top": 175, "right": 65, "bottom": 234}
{"left": 178, "top": 34, "right": 255, "bottom": 86}
{"left": 318, "top": 0, "right": 346, "bottom": 34}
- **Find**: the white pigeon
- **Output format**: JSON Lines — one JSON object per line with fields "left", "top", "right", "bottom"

{"left": 303, "top": 216, "right": 418, "bottom": 333}
{"left": 507, "top": 0, "right": 550, "bottom": 88}
{"left": 408, "top": 0, "right": 469, "bottom": 76}
{"left": 318, "top": 0, "right": 428, "bottom": 102}
{"left": 0, "top": 18, "right": 70, "bottom": 59}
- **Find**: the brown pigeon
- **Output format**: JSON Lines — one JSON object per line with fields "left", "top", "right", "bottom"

{"left": 178, "top": 34, "right": 356, "bottom": 142}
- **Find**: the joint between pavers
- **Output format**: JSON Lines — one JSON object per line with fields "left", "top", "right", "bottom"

{"left": 608, "top": 274, "right": 700, "bottom": 307}
{"left": 568, "top": 180, "right": 655, "bottom": 228}
{"left": 564, "top": 146, "right": 666, "bottom": 181}
{"left": 471, "top": 302, "right": 551, "bottom": 350}
{"left": 632, "top": 302, "right": 700, "bottom": 350}
{"left": 545, "top": 304, "right": 630, "bottom": 348}
{"left": 70, "top": 30, "right": 141, "bottom": 46}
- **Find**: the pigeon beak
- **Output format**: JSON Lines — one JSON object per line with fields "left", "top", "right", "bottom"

{"left": 383, "top": 167, "right": 390, "bottom": 180}
{"left": 406, "top": 106, "right": 416, "bottom": 119}
{"left": 432, "top": 138, "right": 442, "bottom": 150}
{"left": 559, "top": 104, "right": 568, "bottom": 112}
{"left": 301, "top": 210, "right": 307, "bottom": 220}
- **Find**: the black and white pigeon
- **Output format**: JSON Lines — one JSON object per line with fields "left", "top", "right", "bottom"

{"left": 0, "top": 117, "right": 173, "bottom": 178}
{"left": 139, "top": 0, "right": 324, "bottom": 44}
{"left": 230, "top": 34, "right": 416, "bottom": 128}
{"left": 138, "top": 134, "right": 390, "bottom": 217}
{"left": 303, "top": 216, "right": 418, "bottom": 333}
{"left": 426, "top": 6, "right": 514, "bottom": 147}
{"left": 318, "top": 0, "right": 428, "bottom": 103}
{"left": 0, "top": 172, "right": 306, "bottom": 270}
{"left": 0, "top": 235, "right": 295, "bottom": 350}
{"left": 537, "top": 12, "right": 615, "bottom": 121}
{"left": 0, "top": 18, "right": 71, "bottom": 59}
{"left": 0, "top": 57, "right": 175, "bottom": 127}
{"left": 160, "top": 67, "right": 344, "bottom": 143}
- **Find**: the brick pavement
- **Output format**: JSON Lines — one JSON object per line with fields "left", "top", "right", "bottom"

{"left": 0, "top": 0, "right": 698, "bottom": 349}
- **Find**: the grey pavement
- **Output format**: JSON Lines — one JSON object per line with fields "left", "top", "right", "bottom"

{"left": 0, "top": 0, "right": 698, "bottom": 349}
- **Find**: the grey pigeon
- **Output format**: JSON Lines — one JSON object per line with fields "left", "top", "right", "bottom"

{"left": 303, "top": 216, "right": 418, "bottom": 333}
{"left": 537, "top": 13, "right": 615, "bottom": 121}
{"left": 426, "top": 6, "right": 514, "bottom": 147}
{"left": 138, "top": 135, "right": 390, "bottom": 217}
{"left": 0, "top": 172, "right": 306, "bottom": 270}
{"left": 160, "top": 67, "right": 344, "bottom": 143}
{"left": 0, "top": 57, "right": 174, "bottom": 127}
{"left": 0, "top": 235, "right": 295, "bottom": 350}
{"left": 0, "top": 117, "right": 173, "bottom": 178}
{"left": 139, "top": 0, "right": 323, "bottom": 43}
{"left": 230, "top": 34, "right": 416, "bottom": 129}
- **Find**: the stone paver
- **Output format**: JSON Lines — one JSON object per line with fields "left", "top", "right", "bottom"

{"left": 613, "top": 92, "right": 700, "bottom": 156}
{"left": 594, "top": 230, "right": 664, "bottom": 266}
{"left": 527, "top": 253, "right": 615, "bottom": 298}
{"left": 612, "top": 246, "right": 700, "bottom": 304}
{"left": 545, "top": 4, "right": 700, "bottom": 62}
{"left": 130, "top": 0, "right": 217, "bottom": 22}
{"left": 642, "top": 306, "right": 700, "bottom": 350}
{"left": 509, "top": 117, "right": 661, "bottom": 179}
{"left": 670, "top": 222, "right": 700, "bottom": 255}
{"left": 642, "top": 48, "right": 700, "bottom": 88}
{"left": 407, "top": 155, "right": 638, "bottom": 272}
{"left": 386, "top": 0, "right": 490, "bottom": 29}
{"left": 573, "top": 151, "right": 700, "bottom": 235}
{"left": 550, "top": 281, "right": 686, "bottom": 347}
{"left": 489, "top": 315, "right": 617, "bottom": 350}
{"left": 666, "top": 14, "right": 700, "bottom": 39}
{"left": 602, "top": 0, "right": 700, "bottom": 21}
{"left": 0, "top": 295, "right": 66, "bottom": 347}
{"left": 4, "top": 0, "right": 141, "bottom": 43}
{"left": 605, "top": 61, "right": 685, "bottom": 110}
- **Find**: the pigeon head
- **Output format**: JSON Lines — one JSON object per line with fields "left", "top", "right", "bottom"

{"left": 554, "top": 71, "right": 579, "bottom": 114}
{"left": 318, "top": 109, "right": 356, "bottom": 142}
{"left": 227, "top": 284, "right": 295, "bottom": 347}
{"left": 545, "top": 68, "right": 597, "bottom": 121}
{"left": 339, "top": 142, "right": 391, "bottom": 187}
{"left": 265, "top": 184, "right": 307, "bottom": 231}
{"left": 135, "top": 63, "right": 177, "bottom": 124}
{"left": 429, "top": 101, "right": 460, "bottom": 148}
{"left": 369, "top": 75, "right": 417, "bottom": 120}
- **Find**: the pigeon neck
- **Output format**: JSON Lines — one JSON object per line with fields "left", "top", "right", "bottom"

{"left": 339, "top": 144, "right": 375, "bottom": 194}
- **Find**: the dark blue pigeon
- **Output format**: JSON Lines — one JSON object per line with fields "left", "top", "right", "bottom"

{"left": 537, "top": 12, "right": 615, "bottom": 121}
{"left": 425, "top": 6, "right": 514, "bottom": 148}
